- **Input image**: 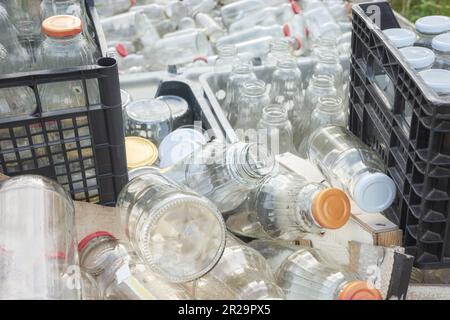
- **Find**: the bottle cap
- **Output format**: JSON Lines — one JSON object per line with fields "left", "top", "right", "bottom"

{"left": 115, "top": 43, "right": 129, "bottom": 57}
{"left": 125, "top": 137, "right": 158, "bottom": 169}
{"left": 312, "top": 188, "right": 351, "bottom": 229}
{"left": 415, "top": 15, "right": 450, "bottom": 34}
{"left": 419, "top": 69, "right": 450, "bottom": 94}
{"left": 339, "top": 281, "right": 383, "bottom": 300}
{"left": 283, "top": 24, "right": 291, "bottom": 37}
{"left": 42, "top": 15, "right": 82, "bottom": 38}
{"left": 383, "top": 28, "right": 416, "bottom": 48}
{"left": 353, "top": 172, "right": 396, "bottom": 213}
{"left": 399, "top": 46, "right": 435, "bottom": 70}
{"left": 432, "top": 32, "right": 450, "bottom": 52}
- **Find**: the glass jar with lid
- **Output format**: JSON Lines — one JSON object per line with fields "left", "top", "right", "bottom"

{"left": 415, "top": 15, "right": 450, "bottom": 48}
{"left": 383, "top": 28, "right": 417, "bottom": 49}
{"left": 432, "top": 33, "right": 450, "bottom": 70}
{"left": 419, "top": 69, "right": 450, "bottom": 97}
{"left": 399, "top": 46, "right": 436, "bottom": 71}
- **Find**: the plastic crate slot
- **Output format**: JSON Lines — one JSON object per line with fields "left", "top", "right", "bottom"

{"left": 423, "top": 207, "right": 448, "bottom": 223}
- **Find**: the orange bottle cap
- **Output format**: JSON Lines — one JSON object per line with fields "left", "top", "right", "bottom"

{"left": 312, "top": 188, "right": 351, "bottom": 229}
{"left": 42, "top": 15, "right": 82, "bottom": 38}
{"left": 339, "top": 281, "right": 383, "bottom": 300}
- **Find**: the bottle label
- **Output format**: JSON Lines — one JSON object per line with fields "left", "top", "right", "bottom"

{"left": 115, "top": 264, "right": 132, "bottom": 284}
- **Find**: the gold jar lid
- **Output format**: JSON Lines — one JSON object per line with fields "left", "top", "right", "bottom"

{"left": 125, "top": 137, "right": 158, "bottom": 169}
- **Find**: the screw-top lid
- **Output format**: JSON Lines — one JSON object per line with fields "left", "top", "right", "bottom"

{"left": 125, "top": 137, "right": 158, "bottom": 169}
{"left": 399, "top": 46, "right": 435, "bottom": 70}
{"left": 415, "top": 15, "right": 450, "bottom": 34}
{"left": 115, "top": 43, "right": 128, "bottom": 57}
{"left": 419, "top": 69, "right": 450, "bottom": 94}
{"left": 383, "top": 28, "right": 416, "bottom": 48}
{"left": 42, "top": 15, "right": 82, "bottom": 38}
{"left": 432, "top": 32, "right": 450, "bottom": 52}
{"left": 339, "top": 281, "right": 383, "bottom": 300}
{"left": 353, "top": 172, "right": 396, "bottom": 213}
{"left": 312, "top": 188, "right": 351, "bottom": 229}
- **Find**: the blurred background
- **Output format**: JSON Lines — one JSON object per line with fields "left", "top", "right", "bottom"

{"left": 390, "top": 0, "right": 450, "bottom": 22}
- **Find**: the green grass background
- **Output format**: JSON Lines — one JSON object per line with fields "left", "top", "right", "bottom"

{"left": 390, "top": 0, "right": 450, "bottom": 22}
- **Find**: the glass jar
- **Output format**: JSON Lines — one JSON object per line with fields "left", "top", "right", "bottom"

{"left": 248, "top": 170, "right": 350, "bottom": 240}
{"left": 93, "top": 0, "right": 135, "bottom": 18}
{"left": 415, "top": 15, "right": 450, "bottom": 48}
{"left": 215, "top": 44, "right": 240, "bottom": 73}
{"left": 250, "top": 240, "right": 383, "bottom": 300}
{"left": 235, "top": 36, "right": 273, "bottom": 59}
{"left": 216, "top": 25, "right": 288, "bottom": 47}
{"left": 195, "top": 12, "right": 225, "bottom": 43}
{"left": 399, "top": 46, "right": 435, "bottom": 71}
{"left": 235, "top": 80, "right": 271, "bottom": 135}
{"left": 38, "top": 15, "right": 97, "bottom": 112}
{"left": 78, "top": 232, "right": 193, "bottom": 299}
{"left": 307, "top": 125, "right": 396, "bottom": 213}
{"left": 224, "top": 61, "right": 257, "bottom": 126}
{"left": 165, "top": 140, "right": 276, "bottom": 213}
{"left": 313, "top": 51, "right": 345, "bottom": 93}
{"left": 310, "top": 36, "right": 340, "bottom": 59}
{"left": 383, "top": 28, "right": 417, "bottom": 49}
{"left": 0, "top": 175, "right": 80, "bottom": 299}
{"left": 116, "top": 168, "right": 226, "bottom": 283}
{"left": 432, "top": 33, "right": 450, "bottom": 70}
{"left": 265, "top": 38, "right": 294, "bottom": 67}
{"left": 125, "top": 99, "right": 173, "bottom": 146}
{"left": 257, "top": 105, "right": 295, "bottom": 156}
{"left": 419, "top": 69, "right": 450, "bottom": 97}
{"left": 193, "top": 234, "right": 285, "bottom": 300}
{"left": 156, "top": 95, "right": 194, "bottom": 130}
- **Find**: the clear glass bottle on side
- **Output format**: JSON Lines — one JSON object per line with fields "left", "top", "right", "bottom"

{"left": 195, "top": 12, "right": 225, "bottom": 43}
{"left": 249, "top": 240, "right": 383, "bottom": 300}
{"left": 215, "top": 25, "right": 289, "bottom": 47}
{"left": 78, "top": 232, "right": 193, "bottom": 300}
{"left": 165, "top": 140, "right": 276, "bottom": 213}
{"left": 193, "top": 234, "right": 285, "bottom": 300}
{"left": 307, "top": 125, "right": 396, "bottom": 213}
{"left": 37, "top": 15, "right": 97, "bottom": 112}
{"left": 257, "top": 105, "right": 295, "bottom": 156}
{"left": 94, "top": 0, "right": 135, "bottom": 18}
{"left": 247, "top": 169, "right": 351, "bottom": 240}
{"left": 0, "top": 175, "right": 80, "bottom": 299}
{"left": 116, "top": 168, "right": 226, "bottom": 283}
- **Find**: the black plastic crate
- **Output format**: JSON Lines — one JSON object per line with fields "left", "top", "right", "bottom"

{"left": 0, "top": 1, "right": 127, "bottom": 205}
{"left": 350, "top": 1, "right": 450, "bottom": 268}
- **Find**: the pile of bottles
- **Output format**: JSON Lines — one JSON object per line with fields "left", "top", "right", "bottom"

{"left": 96, "top": 0, "right": 352, "bottom": 73}
{"left": 0, "top": 0, "right": 102, "bottom": 118}
{"left": 382, "top": 15, "right": 450, "bottom": 98}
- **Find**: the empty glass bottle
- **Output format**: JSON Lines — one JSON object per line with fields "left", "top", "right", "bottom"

{"left": 193, "top": 234, "right": 285, "bottom": 300}
{"left": 247, "top": 169, "right": 350, "bottom": 240}
{"left": 399, "top": 46, "right": 435, "bottom": 71}
{"left": 313, "top": 51, "right": 345, "bottom": 93}
{"left": 307, "top": 125, "right": 396, "bottom": 213}
{"left": 235, "top": 36, "right": 274, "bottom": 59}
{"left": 78, "top": 232, "right": 193, "bottom": 300}
{"left": 220, "top": 0, "right": 283, "bottom": 27}
{"left": 265, "top": 38, "right": 294, "bottom": 67}
{"left": 310, "top": 36, "right": 340, "bottom": 59}
{"left": 94, "top": 0, "right": 136, "bottom": 18}
{"left": 383, "top": 28, "right": 417, "bottom": 49}
{"left": 165, "top": 140, "right": 276, "bottom": 213}
{"left": 0, "top": 175, "right": 80, "bottom": 299}
{"left": 235, "top": 80, "right": 271, "bottom": 135}
{"left": 214, "top": 44, "right": 240, "bottom": 73}
{"left": 116, "top": 168, "right": 226, "bottom": 282}
{"left": 432, "top": 33, "right": 450, "bottom": 70}
{"left": 223, "top": 61, "right": 257, "bottom": 126}
{"left": 303, "top": 74, "right": 338, "bottom": 118}
{"left": 37, "top": 15, "right": 97, "bottom": 111}
{"left": 216, "top": 25, "right": 290, "bottom": 47}
{"left": 257, "top": 105, "right": 295, "bottom": 156}
{"left": 415, "top": 15, "right": 450, "bottom": 48}
{"left": 195, "top": 12, "right": 225, "bottom": 43}
{"left": 249, "top": 240, "right": 383, "bottom": 300}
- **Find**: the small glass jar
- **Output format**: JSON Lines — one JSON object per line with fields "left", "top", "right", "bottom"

{"left": 415, "top": 15, "right": 450, "bottom": 48}
{"left": 313, "top": 51, "right": 345, "bottom": 93}
{"left": 125, "top": 99, "right": 173, "bottom": 146}
{"left": 116, "top": 168, "right": 226, "bottom": 283}
{"left": 419, "top": 69, "right": 450, "bottom": 97}
{"left": 257, "top": 105, "right": 295, "bottom": 156}
{"left": 215, "top": 44, "right": 240, "bottom": 73}
{"left": 383, "top": 28, "right": 417, "bottom": 49}
{"left": 432, "top": 33, "right": 450, "bottom": 70}
{"left": 399, "top": 46, "right": 436, "bottom": 71}
{"left": 265, "top": 38, "right": 294, "bottom": 67}
{"left": 156, "top": 95, "right": 193, "bottom": 130}
{"left": 194, "top": 12, "right": 225, "bottom": 43}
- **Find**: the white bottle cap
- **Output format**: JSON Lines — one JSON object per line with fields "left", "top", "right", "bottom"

{"left": 419, "top": 69, "right": 450, "bottom": 94}
{"left": 432, "top": 32, "right": 450, "bottom": 52}
{"left": 399, "top": 46, "right": 435, "bottom": 70}
{"left": 415, "top": 16, "right": 450, "bottom": 34}
{"left": 353, "top": 172, "right": 396, "bottom": 213}
{"left": 383, "top": 28, "right": 417, "bottom": 48}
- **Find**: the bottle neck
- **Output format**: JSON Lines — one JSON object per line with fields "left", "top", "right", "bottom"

{"left": 261, "top": 105, "right": 289, "bottom": 126}
{"left": 243, "top": 79, "right": 266, "bottom": 97}
{"left": 316, "top": 97, "right": 344, "bottom": 114}
{"left": 276, "top": 58, "right": 298, "bottom": 70}
{"left": 217, "top": 44, "right": 237, "bottom": 60}
{"left": 310, "top": 74, "right": 335, "bottom": 91}
{"left": 232, "top": 62, "right": 253, "bottom": 75}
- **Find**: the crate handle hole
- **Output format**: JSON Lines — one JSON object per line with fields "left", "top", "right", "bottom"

{"left": 97, "top": 57, "right": 117, "bottom": 68}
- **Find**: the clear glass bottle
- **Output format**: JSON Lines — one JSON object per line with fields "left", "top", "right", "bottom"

{"left": 0, "top": 175, "right": 81, "bottom": 299}
{"left": 304, "top": 6, "right": 341, "bottom": 43}
{"left": 37, "top": 15, "right": 97, "bottom": 112}
{"left": 165, "top": 140, "right": 276, "bottom": 213}
{"left": 78, "top": 232, "right": 193, "bottom": 299}
{"left": 310, "top": 36, "right": 340, "bottom": 59}
{"left": 223, "top": 61, "right": 257, "bottom": 126}
{"left": 383, "top": 28, "right": 417, "bottom": 49}
{"left": 116, "top": 168, "right": 226, "bottom": 283}
{"left": 432, "top": 33, "right": 450, "bottom": 70}
{"left": 307, "top": 125, "right": 396, "bottom": 213}
{"left": 214, "top": 44, "right": 240, "bottom": 73}
{"left": 313, "top": 51, "right": 344, "bottom": 93}
{"left": 220, "top": 0, "right": 265, "bottom": 27}
{"left": 249, "top": 240, "right": 383, "bottom": 300}
{"left": 297, "top": 96, "right": 347, "bottom": 157}
{"left": 399, "top": 46, "right": 436, "bottom": 71}
{"left": 257, "top": 105, "right": 295, "bottom": 156}
{"left": 235, "top": 36, "right": 274, "bottom": 59}
{"left": 419, "top": 69, "right": 450, "bottom": 97}
{"left": 247, "top": 169, "right": 350, "bottom": 240}
{"left": 265, "top": 38, "right": 294, "bottom": 67}
{"left": 415, "top": 15, "right": 450, "bottom": 49}
{"left": 94, "top": 0, "right": 135, "bottom": 18}
{"left": 235, "top": 80, "right": 271, "bottom": 134}
{"left": 195, "top": 12, "right": 225, "bottom": 43}
{"left": 216, "top": 25, "right": 289, "bottom": 47}
{"left": 193, "top": 234, "right": 285, "bottom": 300}
{"left": 0, "top": 4, "right": 20, "bottom": 53}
